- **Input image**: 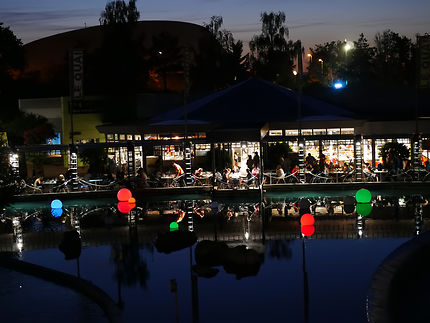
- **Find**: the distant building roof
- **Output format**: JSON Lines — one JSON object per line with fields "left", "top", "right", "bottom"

{"left": 150, "top": 78, "right": 355, "bottom": 127}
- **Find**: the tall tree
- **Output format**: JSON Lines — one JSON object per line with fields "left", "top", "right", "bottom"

{"left": 194, "top": 16, "right": 247, "bottom": 90}
{"left": 99, "top": 0, "right": 140, "bottom": 25}
{"left": 345, "top": 33, "right": 375, "bottom": 85}
{"left": 373, "top": 30, "right": 414, "bottom": 86}
{"left": 307, "top": 41, "right": 344, "bottom": 86}
{"left": 0, "top": 22, "right": 25, "bottom": 120}
{"left": 96, "top": 0, "right": 144, "bottom": 122}
{"left": 249, "top": 11, "right": 295, "bottom": 86}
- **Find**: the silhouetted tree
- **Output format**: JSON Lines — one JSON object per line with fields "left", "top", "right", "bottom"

{"left": 99, "top": 0, "right": 140, "bottom": 25}
{"left": 0, "top": 22, "right": 25, "bottom": 120}
{"left": 345, "top": 33, "right": 375, "bottom": 85}
{"left": 193, "top": 16, "right": 247, "bottom": 91}
{"left": 250, "top": 11, "right": 295, "bottom": 86}
{"left": 373, "top": 30, "right": 415, "bottom": 86}
{"left": 96, "top": 0, "right": 144, "bottom": 122}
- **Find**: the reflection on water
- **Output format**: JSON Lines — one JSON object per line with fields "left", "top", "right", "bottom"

{"left": 0, "top": 192, "right": 429, "bottom": 322}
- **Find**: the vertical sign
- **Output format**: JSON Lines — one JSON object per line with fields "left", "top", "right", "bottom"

{"left": 418, "top": 35, "right": 430, "bottom": 89}
{"left": 71, "top": 50, "right": 84, "bottom": 99}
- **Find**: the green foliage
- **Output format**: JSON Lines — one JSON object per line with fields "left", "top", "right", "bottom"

{"left": 266, "top": 143, "right": 292, "bottom": 169}
{"left": 1, "top": 112, "right": 55, "bottom": 146}
{"left": 249, "top": 11, "right": 295, "bottom": 86}
{"left": 379, "top": 142, "right": 410, "bottom": 166}
{"left": 99, "top": 0, "right": 140, "bottom": 25}
{"left": 0, "top": 22, "right": 25, "bottom": 121}
{"left": 79, "top": 148, "right": 108, "bottom": 176}
{"left": 214, "top": 147, "right": 232, "bottom": 170}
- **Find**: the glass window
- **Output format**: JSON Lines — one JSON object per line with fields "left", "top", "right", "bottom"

{"left": 302, "top": 129, "right": 312, "bottom": 136}
{"left": 135, "top": 135, "right": 141, "bottom": 140}
{"left": 144, "top": 134, "right": 159, "bottom": 140}
{"left": 269, "top": 130, "right": 283, "bottom": 136}
{"left": 327, "top": 128, "right": 341, "bottom": 135}
{"left": 119, "top": 134, "right": 126, "bottom": 141}
{"left": 341, "top": 128, "right": 354, "bottom": 135}
{"left": 285, "top": 129, "right": 299, "bottom": 136}
{"left": 313, "top": 129, "right": 326, "bottom": 135}
{"left": 107, "top": 134, "right": 114, "bottom": 141}
{"left": 126, "top": 134, "right": 133, "bottom": 140}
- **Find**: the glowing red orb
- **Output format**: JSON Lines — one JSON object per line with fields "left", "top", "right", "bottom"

{"left": 301, "top": 225, "right": 315, "bottom": 237}
{"left": 118, "top": 202, "right": 132, "bottom": 213}
{"left": 128, "top": 197, "right": 136, "bottom": 203}
{"left": 300, "top": 213, "right": 315, "bottom": 226}
{"left": 117, "top": 188, "right": 132, "bottom": 202}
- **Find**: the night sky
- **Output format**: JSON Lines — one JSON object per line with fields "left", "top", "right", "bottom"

{"left": 1, "top": 0, "right": 430, "bottom": 52}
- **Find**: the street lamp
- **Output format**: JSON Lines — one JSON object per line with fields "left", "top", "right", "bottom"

{"left": 307, "top": 53, "right": 312, "bottom": 63}
{"left": 318, "top": 58, "right": 323, "bottom": 74}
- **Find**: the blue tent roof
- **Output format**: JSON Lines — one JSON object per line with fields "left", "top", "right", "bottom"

{"left": 150, "top": 78, "right": 355, "bottom": 126}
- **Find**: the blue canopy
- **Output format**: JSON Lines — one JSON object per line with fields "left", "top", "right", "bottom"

{"left": 150, "top": 78, "right": 355, "bottom": 126}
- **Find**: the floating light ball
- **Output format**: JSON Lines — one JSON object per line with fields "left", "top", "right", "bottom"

{"left": 356, "top": 188, "right": 372, "bottom": 204}
{"left": 50, "top": 199, "right": 63, "bottom": 209}
{"left": 301, "top": 225, "right": 315, "bottom": 237}
{"left": 128, "top": 197, "right": 136, "bottom": 204}
{"left": 170, "top": 222, "right": 179, "bottom": 231}
{"left": 51, "top": 208, "right": 63, "bottom": 218}
{"left": 356, "top": 203, "right": 372, "bottom": 217}
{"left": 118, "top": 201, "right": 132, "bottom": 213}
{"left": 117, "top": 188, "right": 132, "bottom": 202}
{"left": 300, "top": 213, "right": 315, "bottom": 226}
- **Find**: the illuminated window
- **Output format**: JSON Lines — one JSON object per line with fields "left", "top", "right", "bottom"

{"left": 313, "top": 129, "right": 326, "bottom": 135}
{"left": 341, "top": 128, "right": 354, "bottom": 135}
{"left": 269, "top": 130, "right": 283, "bottom": 136}
{"left": 327, "top": 128, "right": 341, "bottom": 135}
{"left": 119, "top": 134, "right": 126, "bottom": 141}
{"left": 302, "top": 129, "right": 312, "bottom": 136}
{"left": 135, "top": 135, "right": 141, "bottom": 140}
{"left": 127, "top": 134, "right": 133, "bottom": 140}
{"left": 285, "top": 129, "right": 299, "bottom": 136}
{"left": 144, "top": 134, "right": 159, "bottom": 140}
{"left": 107, "top": 134, "right": 114, "bottom": 142}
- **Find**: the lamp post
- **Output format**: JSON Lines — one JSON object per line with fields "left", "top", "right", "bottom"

{"left": 307, "top": 53, "right": 312, "bottom": 63}
{"left": 318, "top": 59, "right": 323, "bottom": 74}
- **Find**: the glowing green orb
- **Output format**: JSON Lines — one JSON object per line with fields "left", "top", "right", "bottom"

{"left": 356, "top": 203, "right": 372, "bottom": 217}
{"left": 170, "top": 222, "right": 179, "bottom": 231}
{"left": 355, "top": 188, "right": 372, "bottom": 204}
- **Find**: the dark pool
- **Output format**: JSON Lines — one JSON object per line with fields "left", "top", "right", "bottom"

{"left": 1, "top": 190, "right": 428, "bottom": 323}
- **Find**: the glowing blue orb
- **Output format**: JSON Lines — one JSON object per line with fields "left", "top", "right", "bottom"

{"left": 51, "top": 208, "right": 63, "bottom": 218}
{"left": 51, "top": 199, "right": 63, "bottom": 209}
{"left": 333, "top": 82, "right": 344, "bottom": 89}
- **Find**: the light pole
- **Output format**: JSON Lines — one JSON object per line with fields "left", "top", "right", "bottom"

{"left": 307, "top": 53, "right": 312, "bottom": 63}
{"left": 318, "top": 59, "right": 323, "bottom": 74}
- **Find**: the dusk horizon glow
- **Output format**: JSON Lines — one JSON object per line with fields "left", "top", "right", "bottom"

{"left": 1, "top": 0, "right": 429, "bottom": 52}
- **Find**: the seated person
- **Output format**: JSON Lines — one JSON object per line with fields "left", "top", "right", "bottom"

{"left": 172, "top": 162, "right": 185, "bottom": 186}
{"left": 194, "top": 168, "right": 203, "bottom": 178}
{"left": 34, "top": 176, "right": 43, "bottom": 188}
{"left": 276, "top": 165, "right": 285, "bottom": 177}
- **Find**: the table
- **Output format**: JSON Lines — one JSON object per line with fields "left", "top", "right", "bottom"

{"left": 374, "top": 170, "right": 388, "bottom": 182}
